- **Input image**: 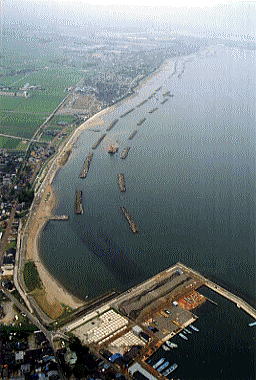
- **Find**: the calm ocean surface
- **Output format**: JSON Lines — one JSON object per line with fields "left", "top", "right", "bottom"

{"left": 40, "top": 45, "right": 255, "bottom": 303}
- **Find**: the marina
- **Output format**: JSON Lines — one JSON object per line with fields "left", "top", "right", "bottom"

{"left": 74, "top": 190, "right": 83, "bottom": 214}
{"left": 91, "top": 133, "right": 107, "bottom": 149}
{"left": 117, "top": 173, "right": 126, "bottom": 192}
{"left": 162, "top": 363, "right": 178, "bottom": 376}
{"left": 120, "top": 146, "right": 131, "bottom": 159}
{"left": 79, "top": 152, "right": 93, "bottom": 178}
{"left": 128, "top": 130, "right": 137, "bottom": 140}
{"left": 120, "top": 206, "right": 138, "bottom": 233}
{"left": 106, "top": 118, "right": 119, "bottom": 131}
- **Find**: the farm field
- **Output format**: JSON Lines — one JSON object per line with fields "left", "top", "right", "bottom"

{"left": 0, "top": 32, "right": 84, "bottom": 148}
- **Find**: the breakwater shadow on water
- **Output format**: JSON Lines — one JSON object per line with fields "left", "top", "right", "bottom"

{"left": 73, "top": 223, "right": 143, "bottom": 286}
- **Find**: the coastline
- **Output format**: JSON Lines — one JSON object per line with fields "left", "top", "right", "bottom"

{"left": 22, "top": 57, "right": 177, "bottom": 317}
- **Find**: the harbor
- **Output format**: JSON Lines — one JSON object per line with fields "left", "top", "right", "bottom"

{"left": 117, "top": 173, "right": 126, "bottom": 192}
{"left": 38, "top": 46, "right": 255, "bottom": 377}
{"left": 120, "top": 206, "right": 138, "bottom": 233}
{"left": 79, "top": 152, "right": 93, "bottom": 178}
{"left": 61, "top": 262, "right": 256, "bottom": 379}
{"left": 74, "top": 190, "right": 83, "bottom": 214}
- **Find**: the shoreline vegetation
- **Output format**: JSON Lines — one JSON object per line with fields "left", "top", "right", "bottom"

{"left": 21, "top": 57, "right": 176, "bottom": 319}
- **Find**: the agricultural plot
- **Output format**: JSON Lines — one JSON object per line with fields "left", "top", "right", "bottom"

{"left": 0, "top": 136, "right": 20, "bottom": 150}
{"left": 0, "top": 112, "right": 46, "bottom": 138}
{"left": 0, "top": 32, "right": 84, "bottom": 149}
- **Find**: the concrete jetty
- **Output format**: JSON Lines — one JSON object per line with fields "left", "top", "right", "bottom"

{"left": 49, "top": 215, "right": 69, "bottom": 221}
{"left": 120, "top": 206, "right": 138, "bottom": 233}
{"left": 128, "top": 130, "right": 137, "bottom": 140}
{"left": 106, "top": 119, "right": 119, "bottom": 131}
{"left": 177, "top": 263, "right": 256, "bottom": 320}
{"left": 118, "top": 174, "right": 126, "bottom": 192}
{"left": 120, "top": 147, "right": 131, "bottom": 159}
{"left": 75, "top": 190, "right": 83, "bottom": 214}
{"left": 92, "top": 133, "right": 107, "bottom": 149}
{"left": 79, "top": 152, "right": 93, "bottom": 178}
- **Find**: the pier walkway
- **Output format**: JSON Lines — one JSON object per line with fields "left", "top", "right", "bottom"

{"left": 177, "top": 263, "right": 256, "bottom": 320}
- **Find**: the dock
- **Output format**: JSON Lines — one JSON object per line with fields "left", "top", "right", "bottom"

{"left": 120, "top": 147, "right": 131, "bottom": 159}
{"left": 160, "top": 98, "right": 169, "bottom": 105}
{"left": 120, "top": 108, "right": 135, "bottom": 118}
{"left": 137, "top": 118, "right": 146, "bottom": 126}
{"left": 155, "top": 86, "right": 162, "bottom": 92}
{"left": 106, "top": 119, "right": 119, "bottom": 131}
{"left": 136, "top": 99, "right": 148, "bottom": 108}
{"left": 149, "top": 107, "right": 158, "bottom": 114}
{"left": 49, "top": 215, "right": 69, "bottom": 221}
{"left": 92, "top": 133, "right": 107, "bottom": 149}
{"left": 79, "top": 152, "right": 93, "bottom": 178}
{"left": 75, "top": 190, "right": 83, "bottom": 214}
{"left": 128, "top": 130, "right": 137, "bottom": 140}
{"left": 120, "top": 206, "right": 138, "bottom": 233}
{"left": 118, "top": 173, "right": 126, "bottom": 192}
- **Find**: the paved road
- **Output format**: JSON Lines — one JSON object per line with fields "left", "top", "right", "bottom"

{"left": 0, "top": 133, "right": 41, "bottom": 143}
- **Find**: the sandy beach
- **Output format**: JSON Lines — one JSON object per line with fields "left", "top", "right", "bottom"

{"left": 23, "top": 58, "right": 176, "bottom": 318}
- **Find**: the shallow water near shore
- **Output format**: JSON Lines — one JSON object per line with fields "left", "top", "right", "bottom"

{"left": 40, "top": 45, "right": 255, "bottom": 302}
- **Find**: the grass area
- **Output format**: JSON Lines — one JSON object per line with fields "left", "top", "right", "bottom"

{"left": 0, "top": 112, "right": 45, "bottom": 138}
{"left": 16, "top": 94, "right": 63, "bottom": 113}
{"left": 0, "top": 96, "right": 24, "bottom": 110}
{"left": 23, "top": 261, "right": 42, "bottom": 292}
{"left": 33, "top": 292, "right": 64, "bottom": 319}
{"left": 5, "top": 241, "right": 17, "bottom": 251}
{"left": 49, "top": 114, "right": 76, "bottom": 125}
{"left": 0, "top": 32, "right": 84, "bottom": 146}
{"left": 0, "top": 136, "right": 20, "bottom": 149}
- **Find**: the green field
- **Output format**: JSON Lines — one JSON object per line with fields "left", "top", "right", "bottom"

{"left": 0, "top": 112, "right": 46, "bottom": 138}
{"left": 0, "top": 32, "right": 84, "bottom": 148}
{"left": 23, "top": 261, "right": 42, "bottom": 292}
{"left": 0, "top": 136, "right": 20, "bottom": 149}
